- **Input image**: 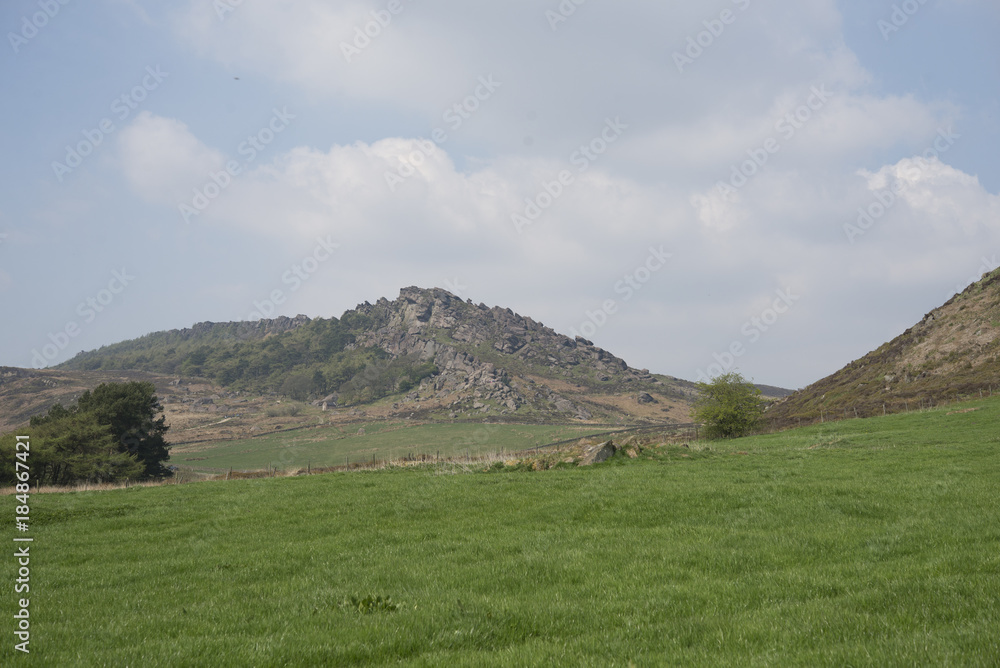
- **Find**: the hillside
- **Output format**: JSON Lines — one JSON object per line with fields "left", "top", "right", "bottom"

{"left": 21, "top": 287, "right": 699, "bottom": 432}
{"left": 768, "top": 268, "right": 1000, "bottom": 427}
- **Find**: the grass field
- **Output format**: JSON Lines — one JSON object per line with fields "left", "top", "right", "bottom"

{"left": 5, "top": 397, "right": 1000, "bottom": 665}
{"left": 171, "top": 421, "right": 616, "bottom": 473}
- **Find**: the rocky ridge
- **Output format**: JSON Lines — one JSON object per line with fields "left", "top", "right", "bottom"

{"left": 345, "top": 287, "right": 686, "bottom": 421}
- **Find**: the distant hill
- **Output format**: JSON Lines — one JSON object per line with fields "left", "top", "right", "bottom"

{"left": 768, "top": 268, "right": 1000, "bottom": 427}
{"left": 754, "top": 384, "right": 796, "bottom": 400}
{"left": 40, "top": 287, "right": 699, "bottom": 427}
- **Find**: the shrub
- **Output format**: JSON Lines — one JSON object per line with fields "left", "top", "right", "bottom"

{"left": 692, "top": 371, "right": 764, "bottom": 439}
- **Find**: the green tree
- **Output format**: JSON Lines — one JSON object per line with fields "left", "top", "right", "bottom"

{"left": 692, "top": 371, "right": 764, "bottom": 439}
{"left": 2, "top": 412, "right": 144, "bottom": 486}
{"left": 35, "top": 413, "right": 144, "bottom": 485}
{"left": 280, "top": 372, "right": 314, "bottom": 401}
{"left": 76, "top": 381, "right": 171, "bottom": 479}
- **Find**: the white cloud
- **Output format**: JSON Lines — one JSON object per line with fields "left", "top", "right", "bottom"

{"left": 84, "top": 0, "right": 1000, "bottom": 387}
{"left": 117, "top": 112, "right": 225, "bottom": 204}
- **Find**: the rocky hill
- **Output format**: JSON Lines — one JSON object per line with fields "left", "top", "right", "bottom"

{"left": 767, "top": 268, "right": 1000, "bottom": 427}
{"left": 1, "top": 287, "right": 700, "bottom": 435}
{"left": 348, "top": 287, "right": 693, "bottom": 420}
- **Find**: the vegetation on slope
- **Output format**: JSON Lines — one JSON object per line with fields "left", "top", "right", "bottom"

{"left": 57, "top": 315, "right": 438, "bottom": 407}
{"left": 768, "top": 267, "right": 1000, "bottom": 427}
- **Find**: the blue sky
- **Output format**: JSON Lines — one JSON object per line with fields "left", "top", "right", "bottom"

{"left": 1, "top": 0, "right": 997, "bottom": 389}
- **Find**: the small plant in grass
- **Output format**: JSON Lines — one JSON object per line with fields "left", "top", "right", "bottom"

{"left": 341, "top": 595, "right": 399, "bottom": 614}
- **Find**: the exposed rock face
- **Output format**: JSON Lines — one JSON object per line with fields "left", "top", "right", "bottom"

{"left": 343, "top": 287, "right": 664, "bottom": 418}
{"left": 579, "top": 440, "right": 617, "bottom": 465}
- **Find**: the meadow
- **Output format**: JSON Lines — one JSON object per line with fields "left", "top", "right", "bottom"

{"left": 171, "top": 421, "right": 614, "bottom": 474}
{"left": 4, "top": 397, "right": 999, "bottom": 665}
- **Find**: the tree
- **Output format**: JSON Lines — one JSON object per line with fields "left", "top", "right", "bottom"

{"left": 76, "top": 381, "right": 172, "bottom": 479}
{"left": 2, "top": 411, "right": 144, "bottom": 486}
{"left": 280, "top": 372, "right": 314, "bottom": 401}
{"left": 1, "top": 381, "right": 170, "bottom": 486}
{"left": 692, "top": 371, "right": 764, "bottom": 439}
{"left": 32, "top": 413, "right": 144, "bottom": 486}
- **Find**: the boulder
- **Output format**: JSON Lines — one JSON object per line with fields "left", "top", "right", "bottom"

{"left": 553, "top": 397, "right": 575, "bottom": 413}
{"left": 579, "top": 440, "right": 617, "bottom": 466}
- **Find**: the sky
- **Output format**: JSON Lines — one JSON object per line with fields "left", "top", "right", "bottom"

{"left": 0, "top": 0, "right": 998, "bottom": 389}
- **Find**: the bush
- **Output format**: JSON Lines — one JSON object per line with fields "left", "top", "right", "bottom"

{"left": 265, "top": 404, "right": 301, "bottom": 418}
{"left": 692, "top": 371, "right": 764, "bottom": 439}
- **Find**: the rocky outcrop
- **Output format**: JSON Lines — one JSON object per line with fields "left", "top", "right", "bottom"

{"left": 186, "top": 315, "right": 311, "bottom": 342}
{"left": 349, "top": 287, "right": 656, "bottom": 406}
{"left": 579, "top": 440, "right": 617, "bottom": 465}
{"left": 335, "top": 286, "right": 677, "bottom": 418}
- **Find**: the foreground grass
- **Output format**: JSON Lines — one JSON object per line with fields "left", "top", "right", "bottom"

{"left": 5, "top": 399, "right": 1000, "bottom": 665}
{"left": 173, "top": 421, "right": 605, "bottom": 473}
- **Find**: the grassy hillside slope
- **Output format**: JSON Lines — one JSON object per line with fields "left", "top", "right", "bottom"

{"left": 5, "top": 398, "right": 999, "bottom": 665}
{"left": 768, "top": 268, "right": 1000, "bottom": 427}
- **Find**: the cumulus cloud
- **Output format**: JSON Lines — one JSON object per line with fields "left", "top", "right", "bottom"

{"left": 113, "top": 99, "right": 1000, "bottom": 385}
{"left": 859, "top": 156, "right": 999, "bottom": 235}
{"left": 96, "top": 0, "right": 1000, "bottom": 387}
{"left": 117, "top": 112, "right": 225, "bottom": 204}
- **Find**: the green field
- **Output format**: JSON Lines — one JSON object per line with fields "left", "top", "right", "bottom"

{"left": 172, "top": 421, "right": 615, "bottom": 473}
{"left": 6, "top": 398, "right": 1000, "bottom": 665}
